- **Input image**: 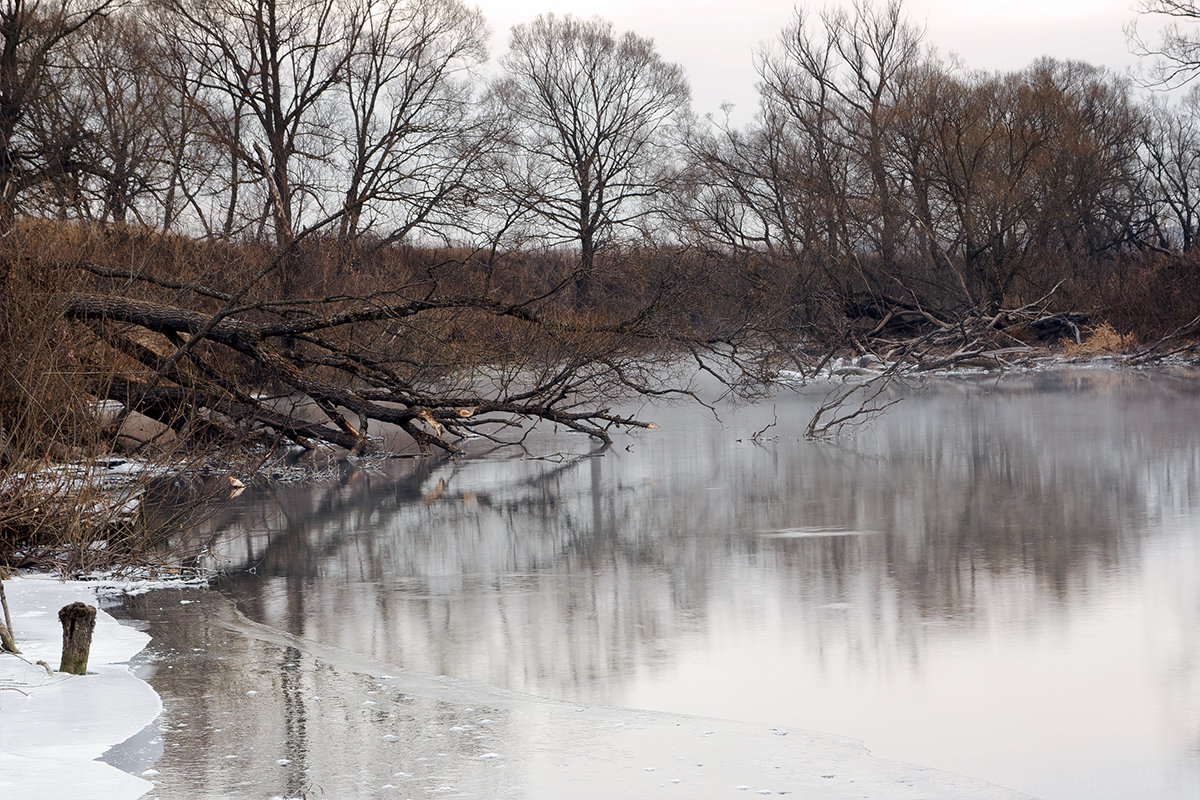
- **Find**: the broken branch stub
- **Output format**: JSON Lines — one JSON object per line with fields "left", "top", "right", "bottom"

{"left": 0, "top": 619, "right": 15, "bottom": 653}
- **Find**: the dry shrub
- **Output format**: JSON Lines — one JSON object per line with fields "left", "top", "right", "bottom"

{"left": 0, "top": 221, "right": 240, "bottom": 574}
{"left": 1079, "top": 252, "right": 1200, "bottom": 341}
{"left": 0, "top": 234, "right": 104, "bottom": 459}
{"left": 0, "top": 462, "right": 240, "bottom": 575}
{"left": 1062, "top": 323, "right": 1133, "bottom": 357}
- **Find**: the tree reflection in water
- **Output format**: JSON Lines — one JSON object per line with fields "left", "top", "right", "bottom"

{"left": 143, "top": 369, "right": 1200, "bottom": 800}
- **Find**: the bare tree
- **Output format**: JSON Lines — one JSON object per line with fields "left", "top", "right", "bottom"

{"left": 336, "top": 0, "right": 490, "bottom": 250}
{"left": 758, "top": 0, "right": 924, "bottom": 275}
{"left": 162, "top": 0, "right": 354, "bottom": 254}
{"left": 1141, "top": 90, "right": 1200, "bottom": 250}
{"left": 672, "top": 0, "right": 926, "bottom": 330}
{"left": 903, "top": 67, "right": 1053, "bottom": 308}
{"left": 494, "top": 13, "right": 690, "bottom": 302}
{"left": 1131, "top": 1, "right": 1200, "bottom": 87}
{"left": 56, "top": 10, "right": 171, "bottom": 224}
{"left": 672, "top": 0, "right": 1157, "bottom": 377}
{"left": 0, "top": 0, "right": 122, "bottom": 229}
{"left": 143, "top": 8, "right": 226, "bottom": 234}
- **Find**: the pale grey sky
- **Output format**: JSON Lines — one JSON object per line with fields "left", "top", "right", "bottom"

{"left": 472, "top": 1, "right": 1153, "bottom": 118}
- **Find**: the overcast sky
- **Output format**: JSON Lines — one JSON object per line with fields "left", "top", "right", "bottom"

{"left": 472, "top": 1, "right": 1160, "bottom": 118}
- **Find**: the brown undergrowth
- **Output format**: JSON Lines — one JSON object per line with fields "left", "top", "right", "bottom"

{"left": 1076, "top": 252, "right": 1200, "bottom": 343}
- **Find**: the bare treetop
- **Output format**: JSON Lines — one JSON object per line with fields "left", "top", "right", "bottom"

{"left": 1132, "top": 1, "right": 1200, "bottom": 87}
{"left": 494, "top": 13, "right": 690, "bottom": 301}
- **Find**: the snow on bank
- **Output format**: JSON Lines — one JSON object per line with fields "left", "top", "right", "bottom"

{"left": 0, "top": 576, "right": 161, "bottom": 800}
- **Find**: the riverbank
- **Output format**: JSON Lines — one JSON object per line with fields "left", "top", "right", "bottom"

{"left": 0, "top": 576, "right": 161, "bottom": 800}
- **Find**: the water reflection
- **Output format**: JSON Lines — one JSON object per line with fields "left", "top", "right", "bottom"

{"left": 175, "top": 369, "right": 1198, "bottom": 799}
{"left": 114, "top": 591, "right": 524, "bottom": 799}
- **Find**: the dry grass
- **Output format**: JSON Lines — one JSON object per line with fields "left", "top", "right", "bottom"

{"left": 1062, "top": 322, "right": 1135, "bottom": 357}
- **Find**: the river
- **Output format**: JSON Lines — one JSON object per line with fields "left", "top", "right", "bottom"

{"left": 110, "top": 367, "right": 1200, "bottom": 799}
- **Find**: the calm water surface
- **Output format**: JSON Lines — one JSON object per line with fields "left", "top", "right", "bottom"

{"left": 160, "top": 370, "right": 1200, "bottom": 799}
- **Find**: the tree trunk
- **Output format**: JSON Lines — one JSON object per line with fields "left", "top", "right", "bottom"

{"left": 0, "top": 579, "right": 17, "bottom": 653}
{"left": 577, "top": 229, "right": 595, "bottom": 305}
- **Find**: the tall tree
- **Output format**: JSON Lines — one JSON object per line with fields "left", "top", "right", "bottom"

{"left": 60, "top": 10, "right": 170, "bottom": 224}
{"left": 162, "top": 0, "right": 353, "bottom": 253}
{"left": 1141, "top": 90, "right": 1200, "bottom": 250}
{"left": 0, "top": 0, "right": 121, "bottom": 230}
{"left": 758, "top": 0, "right": 924, "bottom": 274}
{"left": 336, "top": 0, "right": 489, "bottom": 248}
{"left": 495, "top": 13, "right": 690, "bottom": 302}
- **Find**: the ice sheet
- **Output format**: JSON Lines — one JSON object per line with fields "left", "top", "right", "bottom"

{"left": 1, "top": 574, "right": 1038, "bottom": 800}
{"left": 0, "top": 576, "right": 160, "bottom": 800}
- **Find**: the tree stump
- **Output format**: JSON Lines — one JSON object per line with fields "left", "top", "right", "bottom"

{"left": 58, "top": 602, "right": 97, "bottom": 675}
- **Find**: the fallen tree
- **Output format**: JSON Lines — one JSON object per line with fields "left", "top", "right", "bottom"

{"left": 795, "top": 288, "right": 1116, "bottom": 439}
{"left": 819, "top": 286, "right": 1099, "bottom": 373}
{"left": 65, "top": 292, "right": 666, "bottom": 453}
{"left": 40, "top": 238, "right": 770, "bottom": 458}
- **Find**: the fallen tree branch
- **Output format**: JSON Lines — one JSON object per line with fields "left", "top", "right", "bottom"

{"left": 1125, "top": 312, "right": 1200, "bottom": 364}
{"left": 60, "top": 282, "right": 692, "bottom": 455}
{"left": 805, "top": 370, "right": 904, "bottom": 440}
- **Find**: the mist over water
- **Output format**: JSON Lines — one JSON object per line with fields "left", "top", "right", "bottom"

{"left": 131, "top": 369, "right": 1200, "bottom": 800}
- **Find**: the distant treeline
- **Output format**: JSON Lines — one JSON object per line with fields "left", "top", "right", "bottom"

{"left": 1, "top": 0, "right": 1199, "bottom": 322}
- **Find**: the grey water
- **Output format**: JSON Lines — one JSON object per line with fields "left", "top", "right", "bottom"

{"left": 117, "top": 369, "right": 1200, "bottom": 800}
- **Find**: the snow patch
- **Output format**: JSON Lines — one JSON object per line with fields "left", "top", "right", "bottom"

{"left": 0, "top": 575, "right": 162, "bottom": 800}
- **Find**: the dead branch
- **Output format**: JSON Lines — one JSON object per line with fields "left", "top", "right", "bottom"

{"left": 61, "top": 285, "right": 687, "bottom": 455}
{"left": 804, "top": 364, "right": 905, "bottom": 440}
{"left": 1125, "top": 312, "right": 1200, "bottom": 363}
{"left": 750, "top": 406, "right": 778, "bottom": 442}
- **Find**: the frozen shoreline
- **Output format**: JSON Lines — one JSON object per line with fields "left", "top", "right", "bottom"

{"left": 206, "top": 596, "right": 1040, "bottom": 800}
{"left": 0, "top": 576, "right": 161, "bottom": 800}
